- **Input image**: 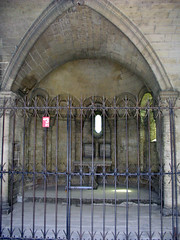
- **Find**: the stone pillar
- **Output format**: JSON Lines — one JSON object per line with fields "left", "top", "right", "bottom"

{"left": 0, "top": 91, "right": 16, "bottom": 213}
{"left": 159, "top": 90, "right": 179, "bottom": 214}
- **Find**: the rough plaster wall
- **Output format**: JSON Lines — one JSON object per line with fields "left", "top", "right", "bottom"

{"left": 37, "top": 59, "right": 144, "bottom": 98}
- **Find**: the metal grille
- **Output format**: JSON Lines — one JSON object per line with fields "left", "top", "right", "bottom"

{"left": 0, "top": 95, "right": 179, "bottom": 240}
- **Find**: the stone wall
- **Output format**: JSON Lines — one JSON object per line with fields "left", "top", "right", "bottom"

{"left": 10, "top": 99, "right": 159, "bottom": 191}
{"left": 37, "top": 59, "right": 145, "bottom": 99}
{"left": 0, "top": 0, "right": 180, "bottom": 90}
{"left": 0, "top": 0, "right": 179, "bottom": 210}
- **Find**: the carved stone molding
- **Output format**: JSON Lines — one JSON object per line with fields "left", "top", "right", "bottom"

{"left": 0, "top": 91, "right": 17, "bottom": 108}
{"left": 159, "top": 90, "right": 179, "bottom": 107}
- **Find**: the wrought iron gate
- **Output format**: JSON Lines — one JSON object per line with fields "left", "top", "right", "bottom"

{"left": 0, "top": 95, "right": 179, "bottom": 240}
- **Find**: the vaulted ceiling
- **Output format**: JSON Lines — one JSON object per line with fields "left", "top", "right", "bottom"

{"left": 12, "top": 5, "right": 158, "bottom": 97}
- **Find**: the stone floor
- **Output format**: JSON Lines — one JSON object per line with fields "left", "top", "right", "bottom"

{"left": 22, "top": 185, "right": 160, "bottom": 204}
{"left": 2, "top": 186, "right": 179, "bottom": 239}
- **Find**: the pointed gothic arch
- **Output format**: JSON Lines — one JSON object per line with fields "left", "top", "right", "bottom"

{"left": 1, "top": 0, "right": 173, "bottom": 95}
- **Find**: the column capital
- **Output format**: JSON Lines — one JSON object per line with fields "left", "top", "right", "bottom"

{"left": 0, "top": 91, "right": 17, "bottom": 107}
{"left": 159, "top": 90, "right": 179, "bottom": 106}
{"left": 0, "top": 91, "right": 17, "bottom": 99}
{"left": 159, "top": 90, "right": 179, "bottom": 101}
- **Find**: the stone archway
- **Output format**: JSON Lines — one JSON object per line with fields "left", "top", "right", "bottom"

{"left": 1, "top": 0, "right": 173, "bottom": 95}
{"left": 0, "top": 0, "right": 179, "bottom": 236}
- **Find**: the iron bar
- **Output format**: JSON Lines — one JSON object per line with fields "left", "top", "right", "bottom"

{"left": 125, "top": 97, "right": 129, "bottom": 240}
{"left": 1, "top": 105, "right": 180, "bottom": 111}
{"left": 171, "top": 103, "right": 179, "bottom": 238}
{"left": 91, "top": 99, "right": 94, "bottom": 240}
{"left": 169, "top": 100, "right": 175, "bottom": 239}
{"left": 69, "top": 186, "right": 92, "bottom": 190}
{"left": 158, "top": 109, "right": 164, "bottom": 240}
{"left": 42, "top": 97, "right": 49, "bottom": 238}
{"left": 147, "top": 103, "right": 152, "bottom": 239}
{"left": 79, "top": 98, "right": 83, "bottom": 240}
{"left": 43, "top": 126, "right": 47, "bottom": 238}
{"left": 66, "top": 97, "right": 72, "bottom": 240}
{"left": 0, "top": 169, "right": 173, "bottom": 177}
{"left": 102, "top": 97, "right": 106, "bottom": 240}
{"left": 136, "top": 103, "right": 140, "bottom": 240}
{"left": 10, "top": 109, "right": 16, "bottom": 237}
{"left": 32, "top": 106, "right": 37, "bottom": 238}
{"left": 68, "top": 98, "right": 72, "bottom": 240}
{"left": 54, "top": 96, "right": 59, "bottom": 239}
{"left": 0, "top": 102, "right": 5, "bottom": 236}
{"left": 66, "top": 99, "right": 70, "bottom": 240}
{"left": 114, "top": 97, "right": 117, "bottom": 240}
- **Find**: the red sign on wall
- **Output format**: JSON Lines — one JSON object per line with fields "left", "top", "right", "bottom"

{"left": 42, "top": 117, "right": 50, "bottom": 128}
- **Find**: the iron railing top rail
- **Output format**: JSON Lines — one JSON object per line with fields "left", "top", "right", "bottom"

{"left": 0, "top": 105, "right": 179, "bottom": 110}
{"left": 0, "top": 95, "right": 179, "bottom": 108}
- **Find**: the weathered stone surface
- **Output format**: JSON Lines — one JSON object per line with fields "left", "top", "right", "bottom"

{"left": 0, "top": 0, "right": 179, "bottom": 91}
{"left": 9, "top": 5, "right": 156, "bottom": 96}
{"left": 37, "top": 59, "right": 144, "bottom": 99}
{"left": 0, "top": 0, "right": 180, "bottom": 213}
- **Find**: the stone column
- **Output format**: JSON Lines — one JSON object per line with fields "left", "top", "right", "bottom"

{"left": 159, "top": 91, "right": 179, "bottom": 214}
{"left": 0, "top": 91, "right": 16, "bottom": 213}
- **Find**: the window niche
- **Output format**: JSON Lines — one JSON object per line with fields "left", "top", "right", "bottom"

{"left": 95, "top": 114, "right": 102, "bottom": 134}
{"left": 140, "top": 93, "right": 158, "bottom": 172}
{"left": 82, "top": 105, "right": 111, "bottom": 163}
{"left": 94, "top": 112, "right": 103, "bottom": 138}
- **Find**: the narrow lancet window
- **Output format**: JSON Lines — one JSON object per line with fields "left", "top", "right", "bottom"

{"left": 95, "top": 114, "right": 102, "bottom": 134}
